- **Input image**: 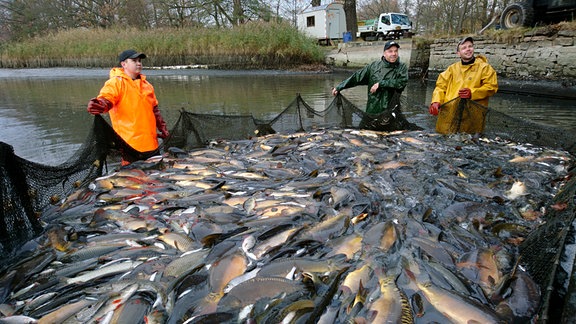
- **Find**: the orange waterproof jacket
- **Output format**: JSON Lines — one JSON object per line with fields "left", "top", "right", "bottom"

{"left": 98, "top": 68, "right": 159, "bottom": 152}
{"left": 431, "top": 55, "right": 498, "bottom": 107}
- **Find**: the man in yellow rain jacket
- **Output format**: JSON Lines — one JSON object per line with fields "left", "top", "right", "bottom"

{"left": 429, "top": 37, "right": 498, "bottom": 134}
{"left": 87, "top": 49, "right": 169, "bottom": 165}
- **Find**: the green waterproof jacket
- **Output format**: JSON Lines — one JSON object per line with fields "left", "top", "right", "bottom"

{"left": 335, "top": 58, "right": 408, "bottom": 114}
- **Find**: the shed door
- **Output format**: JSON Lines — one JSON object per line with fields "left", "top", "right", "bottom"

{"left": 327, "top": 9, "right": 341, "bottom": 39}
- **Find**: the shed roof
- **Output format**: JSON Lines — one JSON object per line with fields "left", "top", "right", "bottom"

{"left": 300, "top": 2, "right": 343, "bottom": 14}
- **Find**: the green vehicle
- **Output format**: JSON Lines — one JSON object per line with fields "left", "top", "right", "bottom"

{"left": 500, "top": 0, "right": 576, "bottom": 29}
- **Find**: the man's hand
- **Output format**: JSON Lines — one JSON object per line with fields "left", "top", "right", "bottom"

{"left": 458, "top": 88, "right": 472, "bottom": 99}
{"left": 331, "top": 88, "right": 339, "bottom": 96}
{"left": 370, "top": 83, "right": 379, "bottom": 94}
{"left": 158, "top": 126, "right": 169, "bottom": 139}
{"left": 153, "top": 106, "right": 169, "bottom": 139}
{"left": 429, "top": 102, "right": 440, "bottom": 116}
{"left": 87, "top": 98, "right": 111, "bottom": 115}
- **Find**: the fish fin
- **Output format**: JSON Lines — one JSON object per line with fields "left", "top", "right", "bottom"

{"left": 404, "top": 267, "right": 416, "bottom": 281}
{"left": 488, "top": 275, "right": 496, "bottom": 286}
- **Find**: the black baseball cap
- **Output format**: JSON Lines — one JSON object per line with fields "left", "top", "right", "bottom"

{"left": 456, "top": 37, "right": 474, "bottom": 52}
{"left": 118, "top": 49, "right": 146, "bottom": 63}
{"left": 384, "top": 40, "right": 400, "bottom": 51}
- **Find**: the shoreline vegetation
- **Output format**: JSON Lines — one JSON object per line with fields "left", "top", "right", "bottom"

{"left": 1, "top": 21, "right": 574, "bottom": 71}
{"left": 0, "top": 22, "right": 327, "bottom": 70}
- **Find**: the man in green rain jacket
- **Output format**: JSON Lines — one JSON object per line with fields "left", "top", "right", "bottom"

{"left": 332, "top": 40, "right": 408, "bottom": 115}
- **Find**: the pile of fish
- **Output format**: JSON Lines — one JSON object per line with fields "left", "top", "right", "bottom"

{"left": 0, "top": 128, "right": 573, "bottom": 323}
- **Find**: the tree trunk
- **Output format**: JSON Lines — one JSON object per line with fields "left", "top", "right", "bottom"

{"left": 233, "top": 0, "right": 244, "bottom": 25}
{"left": 343, "top": 0, "right": 357, "bottom": 40}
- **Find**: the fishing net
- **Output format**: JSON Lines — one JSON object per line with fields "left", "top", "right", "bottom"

{"left": 0, "top": 143, "right": 44, "bottom": 257}
{"left": 433, "top": 96, "right": 576, "bottom": 322}
{"left": 0, "top": 115, "right": 162, "bottom": 260}
{"left": 485, "top": 107, "right": 576, "bottom": 154}
{"left": 1, "top": 94, "right": 574, "bottom": 246}
{"left": 165, "top": 110, "right": 264, "bottom": 151}
{"left": 0, "top": 93, "right": 415, "bottom": 261}
{"left": 436, "top": 97, "right": 488, "bottom": 134}
{"left": 0, "top": 93, "right": 575, "bottom": 322}
{"left": 163, "top": 92, "right": 421, "bottom": 150}
{"left": 437, "top": 97, "right": 576, "bottom": 153}
{"left": 518, "top": 173, "right": 576, "bottom": 324}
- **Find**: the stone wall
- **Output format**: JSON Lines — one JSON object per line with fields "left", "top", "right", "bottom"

{"left": 428, "top": 29, "right": 576, "bottom": 81}
{"left": 326, "top": 29, "right": 576, "bottom": 97}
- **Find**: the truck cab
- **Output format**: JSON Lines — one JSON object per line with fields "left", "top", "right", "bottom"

{"left": 500, "top": 0, "right": 576, "bottom": 29}
{"left": 357, "top": 13, "right": 412, "bottom": 41}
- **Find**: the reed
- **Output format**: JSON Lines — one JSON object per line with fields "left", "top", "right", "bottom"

{"left": 0, "top": 22, "right": 326, "bottom": 69}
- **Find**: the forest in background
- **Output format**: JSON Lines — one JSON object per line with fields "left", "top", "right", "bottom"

{"left": 0, "top": 0, "right": 519, "bottom": 42}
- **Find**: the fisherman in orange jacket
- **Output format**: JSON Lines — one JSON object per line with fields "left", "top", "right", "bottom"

{"left": 87, "top": 49, "right": 169, "bottom": 165}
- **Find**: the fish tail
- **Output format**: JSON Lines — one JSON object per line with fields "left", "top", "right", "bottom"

{"left": 400, "top": 289, "right": 415, "bottom": 324}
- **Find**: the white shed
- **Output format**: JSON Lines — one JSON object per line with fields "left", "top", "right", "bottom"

{"left": 297, "top": 2, "right": 347, "bottom": 43}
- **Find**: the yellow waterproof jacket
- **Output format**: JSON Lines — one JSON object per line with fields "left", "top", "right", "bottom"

{"left": 431, "top": 55, "right": 498, "bottom": 107}
{"left": 98, "top": 68, "right": 159, "bottom": 152}
{"left": 432, "top": 55, "right": 498, "bottom": 134}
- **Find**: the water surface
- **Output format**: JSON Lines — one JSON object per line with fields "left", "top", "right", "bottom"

{"left": 0, "top": 68, "right": 573, "bottom": 164}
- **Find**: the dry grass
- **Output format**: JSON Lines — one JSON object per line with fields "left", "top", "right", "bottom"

{"left": 424, "top": 20, "right": 576, "bottom": 44}
{"left": 0, "top": 22, "right": 326, "bottom": 69}
{"left": 484, "top": 21, "right": 576, "bottom": 43}
{"left": 412, "top": 36, "right": 435, "bottom": 49}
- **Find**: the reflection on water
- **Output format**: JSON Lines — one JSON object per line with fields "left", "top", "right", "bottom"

{"left": 0, "top": 68, "right": 573, "bottom": 164}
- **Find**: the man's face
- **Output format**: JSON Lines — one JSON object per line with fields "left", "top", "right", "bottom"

{"left": 383, "top": 46, "right": 399, "bottom": 63}
{"left": 457, "top": 41, "right": 474, "bottom": 62}
{"left": 121, "top": 57, "right": 143, "bottom": 78}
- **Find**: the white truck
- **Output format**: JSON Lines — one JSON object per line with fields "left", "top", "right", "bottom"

{"left": 357, "top": 13, "right": 412, "bottom": 41}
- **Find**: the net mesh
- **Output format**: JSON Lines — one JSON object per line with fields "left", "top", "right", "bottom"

{"left": 485, "top": 108, "right": 576, "bottom": 154}
{"left": 436, "top": 97, "right": 488, "bottom": 134}
{"left": 166, "top": 110, "right": 263, "bottom": 150}
{"left": 0, "top": 94, "right": 575, "bottom": 322}
{"left": 434, "top": 98, "right": 576, "bottom": 323}
{"left": 436, "top": 97, "right": 576, "bottom": 153}
{"left": 164, "top": 92, "right": 422, "bottom": 151}
{"left": 0, "top": 115, "right": 163, "bottom": 257}
{"left": 518, "top": 174, "right": 576, "bottom": 323}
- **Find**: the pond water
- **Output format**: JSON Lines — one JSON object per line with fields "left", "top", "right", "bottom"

{"left": 0, "top": 68, "right": 574, "bottom": 164}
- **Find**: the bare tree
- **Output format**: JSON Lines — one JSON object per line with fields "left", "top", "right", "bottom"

{"left": 240, "top": 0, "right": 274, "bottom": 23}
{"left": 120, "top": 0, "right": 151, "bottom": 28}
{"left": 456, "top": 0, "right": 470, "bottom": 33}
{"left": 232, "top": 0, "right": 245, "bottom": 24}
{"left": 0, "top": 0, "right": 88, "bottom": 39}
{"left": 0, "top": 0, "right": 511, "bottom": 41}
{"left": 266, "top": 0, "right": 308, "bottom": 26}
{"left": 357, "top": 0, "right": 401, "bottom": 20}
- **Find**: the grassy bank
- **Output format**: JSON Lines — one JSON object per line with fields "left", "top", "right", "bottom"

{"left": 0, "top": 22, "right": 326, "bottom": 69}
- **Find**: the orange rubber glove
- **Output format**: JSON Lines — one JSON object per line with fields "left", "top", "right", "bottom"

{"left": 153, "top": 106, "right": 169, "bottom": 139}
{"left": 429, "top": 102, "right": 440, "bottom": 116}
{"left": 87, "top": 98, "right": 112, "bottom": 115}
{"left": 458, "top": 88, "right": 472, "bottom": 99}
